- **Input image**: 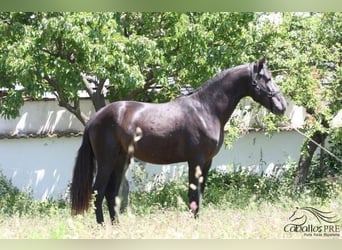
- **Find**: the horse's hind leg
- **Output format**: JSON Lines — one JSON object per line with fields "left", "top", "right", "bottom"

{"left": 104, "top": 154, "right": 128, "bottom": 224}
{"left": 104, "top": 171, "right": 116, "bottom": 223}
{"left": 93, "top": 160, "right": 113, "bottom": 224}
{"left": 92, "top": 141, "right": 120, "bottom": 224}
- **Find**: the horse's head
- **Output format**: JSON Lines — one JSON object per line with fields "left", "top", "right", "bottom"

{"left": 247, "top": 57, "right": 287, "bottom": 115}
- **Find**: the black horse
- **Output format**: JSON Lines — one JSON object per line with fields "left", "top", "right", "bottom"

{"left": 70, "top": 57, "right": 287, "bottom": 224}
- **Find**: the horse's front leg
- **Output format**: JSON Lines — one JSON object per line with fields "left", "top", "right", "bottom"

{"left": 188, "top": 159, "right": 212, "bottom": 218}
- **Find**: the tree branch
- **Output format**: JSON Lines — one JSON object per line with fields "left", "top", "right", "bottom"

{"left": 44, "top": 76, "right": 88, "bottom": 126}
{"left": 80, "top": 73, "right": 106, "bottom": 111}
{"left": 125, "top": 69, "right": 155, "bottom": 100}
{"left": 81, "top": 72, "right": 95, "bottom": 98}
{"left": 41, "top": 48, "right": 59, "bottom": 57}
{"left": 98, "top": 78, "right": 106, "bottom": 93}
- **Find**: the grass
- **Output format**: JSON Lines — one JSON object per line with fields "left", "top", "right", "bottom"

{"left": 1, "top": 168, "right": 342, "bottom": 239}
{"left": 1, "top": 192, "right": 341, "bottom": 239}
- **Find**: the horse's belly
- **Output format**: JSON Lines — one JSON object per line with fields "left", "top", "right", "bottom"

{"left": 132, "top": 136, "right": 187, "bottom": 164}
{"left": 133, "top": 151, "right": 186, "bottom": 165}
{"left": 133, "top": 153, "right": 185, "bottom": 165}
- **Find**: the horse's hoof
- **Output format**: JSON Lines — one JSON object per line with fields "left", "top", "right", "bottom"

{"left": 190, "top": 201, "right": 198, "bottom": 211}
{"left": 190, "top": 201, "right": 200, "bottom": 219}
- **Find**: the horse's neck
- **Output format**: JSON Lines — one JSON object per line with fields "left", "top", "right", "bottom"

{"left": 195, "top": 66, "right": 250, "bottom": 126}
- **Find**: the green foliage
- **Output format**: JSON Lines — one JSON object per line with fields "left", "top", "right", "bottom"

{"left": 128, "top": 162, "right": 341, "bottom": 215}
{"left": 0, "top": 169, "right": 66, "bottom": 217}
{"left": 0, "top": 12, "right": 254, "bottom": 119}
{"left": 224, "top": 116, "right": 243, "bottom": 148}
{"left": 305, "top": 129, "right": 342, "bottom": 192}
{"left": 323, "top": 129, "right": 342, "bottom": 173}
{"left": 129, "top": 179, "right": 188, "bottom": 215}
{"left": 205, "top": 168, "right": 293, "bottom": 208}
{"left": 1, "top": 12, "right": 340, "bottom": 130}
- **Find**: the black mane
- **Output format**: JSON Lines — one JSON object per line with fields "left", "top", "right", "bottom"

{"left": 186, "top": 64, "right": 249, "bottom": 97}
{"left": 185, "top": 69, "right": 230, "bottom": 96}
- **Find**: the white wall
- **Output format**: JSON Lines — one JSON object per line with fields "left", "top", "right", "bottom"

{"left": 0, "top": 99, "right": 93, "bottom": 137}
{"left": 0, "top": 137, "right": 80, "bottom": 200}
{"left": 0, "top": 131, "right": 304, "bottom": 200}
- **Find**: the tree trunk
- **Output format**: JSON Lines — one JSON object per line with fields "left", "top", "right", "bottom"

{"left": 81, "top": 74, "right": 107, "bottom": 112}
{"left": 294, "top": 130, "right": 328, "bottom": 190}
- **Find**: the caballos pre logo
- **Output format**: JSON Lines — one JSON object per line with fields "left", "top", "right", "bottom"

{"left": 284, "top": 207, "right": 341, "bottom": 237}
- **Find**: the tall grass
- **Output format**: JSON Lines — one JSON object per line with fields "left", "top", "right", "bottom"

{"left": 0, "top": 166, "right": 341, "bottom": 238}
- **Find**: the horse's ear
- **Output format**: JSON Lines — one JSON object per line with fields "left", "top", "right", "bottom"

{"left": 256, "top": 56, "right": 267, "bottom": 73}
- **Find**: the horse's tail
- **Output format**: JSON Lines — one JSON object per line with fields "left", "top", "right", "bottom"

{"left": 70, "top": 126, "right": 95, "bottom": 215}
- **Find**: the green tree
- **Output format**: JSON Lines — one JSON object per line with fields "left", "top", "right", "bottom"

{"left": 0, "top": 12, "right": 254, "bottom": 124}
{"left": 244, "top": 13, "right": 342, "bottom": 188}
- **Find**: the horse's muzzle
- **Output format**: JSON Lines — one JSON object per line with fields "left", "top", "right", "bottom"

{"left": 272, "top": 95, "right": 287, "bottom": 115}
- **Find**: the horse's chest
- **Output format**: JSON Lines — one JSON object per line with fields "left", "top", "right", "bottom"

{"left": 188, "top": 121, "right": 223, "bottom": 156}
{"left": 204, "top": 131, "right": 224, "bottom": 156}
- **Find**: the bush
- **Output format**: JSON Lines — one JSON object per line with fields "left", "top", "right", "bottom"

{"left": 302, "top": 129, "right": 342, "bottom": 200}
{"left": 0, "top": 169, "right": 31, "bottom": 216}
{"left": 0, "top": 169, "right": 66, "bottom": 217}
{"left": 204, "top": 170, "right": 281, "bottom": 208}
{"left": 129, "top": 162, "right": 342, "bottom": 214}
{"left": 129, "top": 178, "right": 188, "bottom": 215}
